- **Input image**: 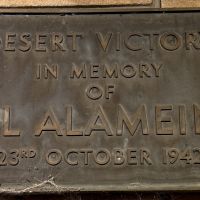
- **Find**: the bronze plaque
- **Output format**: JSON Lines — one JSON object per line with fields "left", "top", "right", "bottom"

{"left": 0, "top": 11, "right": 200, "bottom": 193}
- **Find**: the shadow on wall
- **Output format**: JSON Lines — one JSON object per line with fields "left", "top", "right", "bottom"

{"left": 0, "top": 192, "right": 200, "bottom": 200}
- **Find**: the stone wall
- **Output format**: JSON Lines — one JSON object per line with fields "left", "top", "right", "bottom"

{"left": 0, "top": 0, "right": 199, "bottom": 8}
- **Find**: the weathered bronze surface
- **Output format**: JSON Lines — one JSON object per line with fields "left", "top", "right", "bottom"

{"left": 0, "top": 11, "right": 200, "bottom": 193}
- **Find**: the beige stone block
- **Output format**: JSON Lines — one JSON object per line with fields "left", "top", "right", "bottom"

{"left": 162, "top": 0, "right": 200, "bottom": 8}
{"left": 0, "top": 0, "right": 152, "bottom": 7}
